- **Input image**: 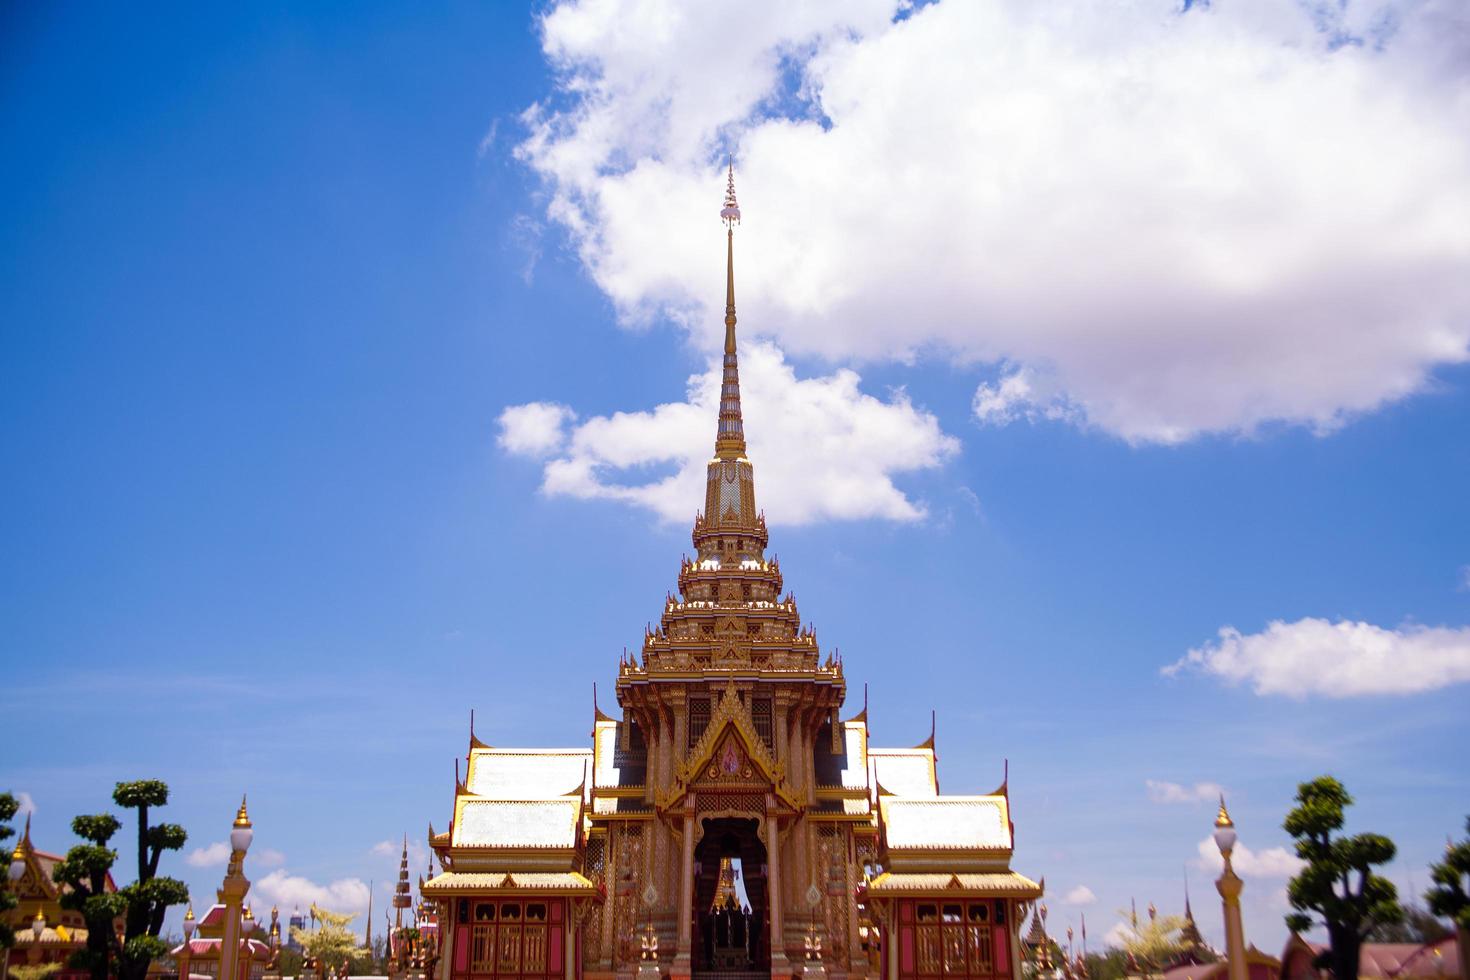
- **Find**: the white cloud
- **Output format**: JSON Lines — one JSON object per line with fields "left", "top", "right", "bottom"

{"left": 370, "top": 840, "right": 398, "bottom": 858}
{"left": 498, "top": 402, "right": 576, "bottom": 458}
{"left": 519, "top": 0, "right": 1470, "bottom": 445}
{"left": 1146, "top": 780, "right": 1224, "bottom": 805}
{"left": 254, "top": 870, "right": 371, "bottom": 919}
{"left": 1458, "top": 565, "right": 1470, "bottom": 592}
{"left": 1063, "top": 885, "right": 1097, "bottom": 906}
{"left": 186, "top": 841, "right": 231, "bottom": 868}
{"left": 510, "top": 341, "right": 959, "bottom": 524}
{"left": 256, "top": 848, "right": 286, "bottom": 868}
{"left": 15, "top": 792, "right": 36, "bottom": 817}
{"left": 1165, "top": 617, "right": 1470, "bottom": 698}
{"left": 1194, "top": 836, "right": 1305, "bottom": 879}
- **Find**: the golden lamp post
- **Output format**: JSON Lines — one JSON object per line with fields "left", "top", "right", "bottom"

{"left": 178, "top": 904, "right": 197, "bottom": 980}
{"left": 1212, "top": 797, "right": 1248, "bottom": 980}
{"left": 217, "top": 797, "right": 254, "bottom": 980}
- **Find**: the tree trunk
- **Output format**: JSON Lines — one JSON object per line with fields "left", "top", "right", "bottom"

{"left": 118, "top": 949, "right": 151, "bottom": 980}
{"left": 1327, "top": 923, "right": 1360, "bottom": 980}
{"left": 85, "top": 913, "right": 110, "bottom": 980}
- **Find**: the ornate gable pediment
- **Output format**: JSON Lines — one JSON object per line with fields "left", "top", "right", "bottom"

{"left": 659, "top": 683, "right": 799, "bottom": 812}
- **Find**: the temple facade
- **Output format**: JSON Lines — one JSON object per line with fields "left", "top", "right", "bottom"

{"left": 422, "top": 167, "right": 1041, "bottom": 980}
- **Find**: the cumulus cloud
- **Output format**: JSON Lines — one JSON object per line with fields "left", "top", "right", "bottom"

{"left": 15, "top": 792, "right": 35, "bottom": 817}
{"left": 1165, "top": 617, "right": 1470, "bottom": 698}
{"left": 254, "top": 870, "right": 371, "bottom": 919}
{"left": 518, "top": 0, "right": 1470, "bottom": 445}
{"left": 507, "top": 341, "right": 959, "bottom": 524}
{"left": 186, "top": 841, "right": 232, "bottom": 868}
{"left": 498, "top": 402, "right": 576, "bottom": 458}
{"left": 1194, "top": 836, "right": 1305, "bottom": 878}
{"left": 1063, "top": 885, "right": 1097, "bottom": 906}
{"left": 1146, "top": 780, "right": 1224, "bottom": 805}
{"left": 256, "top": 848, "right": 286, "bottom": 868}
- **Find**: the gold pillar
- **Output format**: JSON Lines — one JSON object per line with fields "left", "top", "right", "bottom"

{"left": 675, "top": 801, "right": 696, "bottom": 979}
{"left": 767, "top": 796, "right": 790, "bottom": 977}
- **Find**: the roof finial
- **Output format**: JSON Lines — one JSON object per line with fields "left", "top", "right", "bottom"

{"left": 714, "top": 159, "right": 747, "bottom": 460}
{"left": 721, "top": 157, "right": 741, "bottom": 228}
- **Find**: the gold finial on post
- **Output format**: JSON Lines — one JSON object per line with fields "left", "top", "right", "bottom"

{"left": 235, "top": 796, "right": 252, "bottom": 828}
{"left": 1215, "top": 795, "right": 1233, "bottom": 828}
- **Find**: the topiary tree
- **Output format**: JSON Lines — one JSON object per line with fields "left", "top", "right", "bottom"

{"left": 1283, "top": 776, "right": 1399, "bottom": 980}
{"left": 1425, "top": 817, "right": 1470, "bottom": 971}
{"left": 51, "top": 781, "right": 190, "bottom": 980}
{"left": 1, "top": 792, "right": 20, "bottom": 956}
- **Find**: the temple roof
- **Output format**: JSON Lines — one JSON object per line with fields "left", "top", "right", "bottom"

{"left": 421, "top": 871, "right": 598, "bottom": 896}
{"left": 467, "top": 748, "right": 591, "bottom": 800}
{"left": 869, "top": 747, "right": 938, "bottom": 799}
{"left": 452, "top": 798, "right": 581, "bottom": 849}
{"left": 881, "top": 796, "right": 1012, "bottom": 853}
{"left": 866, "top": 871, "right": 1042, "bottom": 897}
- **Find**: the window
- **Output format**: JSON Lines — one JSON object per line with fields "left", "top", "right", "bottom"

{"left": 689, "top": 698, "right": 711, "bottom": 747}
{"left": 470, "top": 925, "right": 494, "bottom": 973}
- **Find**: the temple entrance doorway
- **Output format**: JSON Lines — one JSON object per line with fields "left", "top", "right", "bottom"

{"left": 692, "top": 817, "right": 769, "bottom": 978}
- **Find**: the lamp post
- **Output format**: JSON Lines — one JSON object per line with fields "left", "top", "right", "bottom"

{"left": 179, "top": 904, "right": 196, "bottom": 980}
{"left": 218, "top": 797, "right": 254, "bottom": 980}
{"left": 31, "top": 912, "right": 46, "bottom": 965}
{"left": 6, "top": 838, "right": 27, "bottom": 980}
{"left": 1213, "top": 798, "right": 1248, "bottom": 980}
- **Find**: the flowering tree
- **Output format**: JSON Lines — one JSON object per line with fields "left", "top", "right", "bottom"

{"left": 290, "top": 905, "right": 371, "bottom": 973}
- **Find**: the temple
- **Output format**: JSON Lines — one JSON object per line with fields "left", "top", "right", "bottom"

{"left": 422, "top": 165, "right": 1041, "bottom": 980}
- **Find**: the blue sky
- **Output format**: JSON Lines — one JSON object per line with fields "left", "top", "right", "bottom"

{"left": 3, "top": 0, "right": 1468, "bottom": 957}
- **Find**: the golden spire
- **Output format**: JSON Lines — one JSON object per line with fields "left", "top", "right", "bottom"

{"left": 10, "top": 814, "right": 28, "bottom": 865}
{"left": 714, "top": 159, "right": 746, "bottom": 461}
{"left": 185, "top": 904, "right": 196, "bottom": 926}
{"left": 235, "top": 795, "right": 252, "bottom": 828}
{"left": 1216, "top": 795, "right": 1233, "bottom": 828}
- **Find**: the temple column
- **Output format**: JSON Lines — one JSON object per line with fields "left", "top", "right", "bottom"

{"left": 767, "top": 795, "right": 790, "bottom": 978}
{"left": 674, "top": 800, "right": 696, "bottom": 980}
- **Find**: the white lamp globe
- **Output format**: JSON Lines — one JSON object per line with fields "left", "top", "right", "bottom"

{"left": 9, "top": 852, "right": 24, "bottom": 882}
{"left": 1213, "top": 824, "right": 1237, "bottom": 855}
{"left": 230, "top": 795, "right": 253, "bottom": 853}
{"left": 32, "top": 912, "right": 45, "bottom": 940}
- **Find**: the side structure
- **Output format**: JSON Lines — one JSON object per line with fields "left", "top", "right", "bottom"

{"left": 423, "top": 166, "right": 1042, "bottom": 980}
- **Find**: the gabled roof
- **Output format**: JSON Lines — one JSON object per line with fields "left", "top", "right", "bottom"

{"left": 882, "top": 796, "right": 1011, "bottom": 851}
{"left": 865, "top": 871, "right": 1041, "bottom": 897}
{"left": 869, "top": 747, "right": 937, "bottom": 800}
{"left": 452, "top": 798, "right": 582, "bottom": 850}
{"left": 879, "top": 795, "right": 1013, "bottom": 872}
{"left": 467, "top": 748, "right": 591, "bottom": 801}
{"left": 421, "top": 871, "right": 599, "bottom": 897}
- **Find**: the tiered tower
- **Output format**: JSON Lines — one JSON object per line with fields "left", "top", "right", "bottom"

{"left": 422, "top": 165, "right": 1039, "bottom": 980}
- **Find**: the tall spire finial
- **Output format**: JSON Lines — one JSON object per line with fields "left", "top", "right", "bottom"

{"left": 714, "top": 160, "right": 747, "bottom": 460}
